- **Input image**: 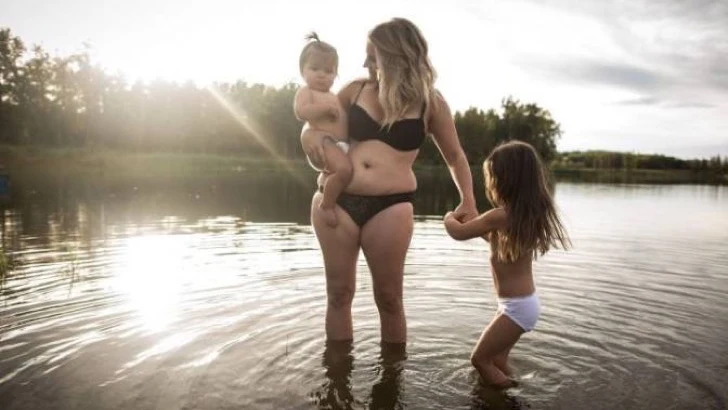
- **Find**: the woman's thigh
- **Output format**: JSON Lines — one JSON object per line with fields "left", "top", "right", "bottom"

{"left": 311, "top": 192, "right": 361, "bottom": 292}
{"left": 359, "top": 202, "right": 414, "bottom": 296}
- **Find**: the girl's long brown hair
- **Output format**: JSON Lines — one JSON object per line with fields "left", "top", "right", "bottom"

{"left": 484, "top": 140, "right": 571, "bottom": 262}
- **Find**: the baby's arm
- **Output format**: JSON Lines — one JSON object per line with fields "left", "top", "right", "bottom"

{"left": 444, "top": 208, "right": 507, "bottom": 241}
{"left": 294, "top": 87, "right": 337, "bottom": 122}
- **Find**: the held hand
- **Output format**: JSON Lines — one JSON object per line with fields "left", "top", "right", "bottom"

{"left": 452, "top": 202, "right": 478, "bottom": 223}
{"left": 443, "top": 211, "right": 460, "bottom": 238}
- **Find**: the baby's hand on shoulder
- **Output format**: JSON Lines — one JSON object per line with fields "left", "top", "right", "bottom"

{"left": 327, "top": 103, "right": 340, "bottom": 121}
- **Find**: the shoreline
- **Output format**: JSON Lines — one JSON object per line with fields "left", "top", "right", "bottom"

{"left": 1, "top": 145, "right": 726, "bottom": 185}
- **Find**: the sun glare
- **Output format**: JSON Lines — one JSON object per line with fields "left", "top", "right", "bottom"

{"left": 113, "top": 234, "right": 187, "bottom": 332}
{"left": 108, "top": 41, "right": 211, "bottom": 85}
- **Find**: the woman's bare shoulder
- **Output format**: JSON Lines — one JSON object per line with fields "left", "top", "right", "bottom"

{"left": 429, "top": 89, "right": 450, "bottom": 112}
{"left": 337, "top": 78, "right": 369, "bottom": 106}
{"left": 338, "top": 78, "right": 369, "bottom": 95}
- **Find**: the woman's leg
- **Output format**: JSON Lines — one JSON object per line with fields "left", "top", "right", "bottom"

{"left": 311, "top": 191, "right": 361, "bottom": 341}
{"left": 360, "top": 202, "right": 414, "bottom": 343}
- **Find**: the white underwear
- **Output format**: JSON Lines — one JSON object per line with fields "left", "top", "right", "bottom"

{"left": 497, "top": 293, "right": 541, "bottom": 332}
{"left": 335, "top": 141, "right": 350, "bottom": 153}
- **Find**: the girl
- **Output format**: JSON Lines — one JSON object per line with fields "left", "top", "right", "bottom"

{"left": 444, "top": 140, "right": 570, "bottom": 388}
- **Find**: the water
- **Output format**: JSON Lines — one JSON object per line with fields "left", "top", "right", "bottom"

{"left": 1, "top": 170, "right": 727, "bottom": 409}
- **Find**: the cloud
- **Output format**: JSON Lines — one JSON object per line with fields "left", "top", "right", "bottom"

{"left": 530, "top": 60, "right": 667, "bottom": 92}
{"left": 665, "top": 101, "right": 716, "bottom": 109}
{"left": 614, "top": 96, "right": 661, "bottom": 106}
{"left": 613, "top": 96, "right": 716, "bottom": 108}
{"left": 519, "top": 0, "right": 728, "bottom": 105}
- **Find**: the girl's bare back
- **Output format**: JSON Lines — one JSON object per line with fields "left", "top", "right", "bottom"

{"left": 489, "top": 239, "right": 535, "bottom": 298}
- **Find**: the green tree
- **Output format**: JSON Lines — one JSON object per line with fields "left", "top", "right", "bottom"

{"left": 427, "top": 97, "right": 562, "bottom": 166}
{"left": 0, "top": 28, "right": 26, "bottom": 143}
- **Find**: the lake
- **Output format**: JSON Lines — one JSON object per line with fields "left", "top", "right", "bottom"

{"left": 1, "top": 169, "right": 727, "bottom": 409}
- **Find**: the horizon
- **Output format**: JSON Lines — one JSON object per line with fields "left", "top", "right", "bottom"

{"left": 1, "top": 0, "right": 727, "bottom": 159}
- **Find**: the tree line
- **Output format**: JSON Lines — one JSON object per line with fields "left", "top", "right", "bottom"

{"left": 556, "top": 151, "right": 728, "bottom": 174}
{"left": 1, "top": 27, "right": 724, "bottom": 172}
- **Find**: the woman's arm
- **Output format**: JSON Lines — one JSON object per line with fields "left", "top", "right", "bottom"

{"left": 444, "top": 208, "right": 506, "bottom": 241}
{"left": 428, "top": 91, "right": 478, "bottom": 220}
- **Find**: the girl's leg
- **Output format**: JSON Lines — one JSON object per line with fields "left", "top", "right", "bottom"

{"left": 470, "top": 314, "right": 524, "bottom": 388}
{"left": 311, "top": 192, "right": 361, "bottom": 341}
{"left": 360, "top": 202, "right": 414, "bottom": 343}
{"left": 493, "top": 345, "right": 515, "bottom": 377}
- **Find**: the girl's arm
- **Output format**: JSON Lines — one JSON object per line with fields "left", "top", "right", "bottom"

{"left": 294, "top": 87, "right": 337, "bottom": 122}
{"left": 428, "top": 91, "right": 478, "bottom": 221}
{"left": 444, "top": 208, "right": 506, "bottom": 241}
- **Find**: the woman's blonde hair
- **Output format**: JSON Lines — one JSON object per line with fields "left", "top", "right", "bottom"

{"left": 484, "top": 140, "right": 571, "bottom": 262}
{"left": 368, "top": 18, "right": 437, "bottom": 126}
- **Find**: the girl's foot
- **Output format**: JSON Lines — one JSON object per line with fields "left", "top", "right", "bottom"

{"left": 478, "top": 362, "right": 517, "bottom": 389}
{"left": 494, "top": 358, "right": 513, "bottom": 377}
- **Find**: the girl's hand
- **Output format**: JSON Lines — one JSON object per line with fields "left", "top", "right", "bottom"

{"left": 443, "top": 211, "right": 461, "bottom": 238}
{"left": 452, "top": 202, "right": 478, "bottom": 223}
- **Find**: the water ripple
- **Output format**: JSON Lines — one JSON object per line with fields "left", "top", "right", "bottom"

{"left": 1, "top": 183, "right": 727, "bottom": 409}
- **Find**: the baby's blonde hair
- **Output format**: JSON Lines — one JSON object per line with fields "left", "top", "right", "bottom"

{"left": 299, "top": 32, "right": 338, "bottom": 74}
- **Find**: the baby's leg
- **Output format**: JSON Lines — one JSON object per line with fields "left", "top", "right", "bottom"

{"left": 319, "top": 136, "right": 353, "bottom": 228}
{"left": 300, "top": 128, "right": 328, "bottom": 171}
{"left": 470, "top": 314, "right": 523, "bottom": 389}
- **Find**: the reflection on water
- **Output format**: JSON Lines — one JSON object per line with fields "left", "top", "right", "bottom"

{"left": 311, "top": 341, "right": 357, "bottom": 409}
{"left": 368, "top": 342, "right": 407, "bottom": 410}
{"left": 0, "top": 169, "right": 727, "bottom": 409}
{"left": 310, "top": 341, "right": 407, "bottom": 410}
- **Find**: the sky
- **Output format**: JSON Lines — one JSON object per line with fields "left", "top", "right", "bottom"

{"left": 2, "top": 0, "right": 727, "bottom": 158}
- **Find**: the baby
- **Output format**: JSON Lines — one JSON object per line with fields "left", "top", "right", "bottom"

{"left": 294, "top": 32, "right": 351, "bottom": 228}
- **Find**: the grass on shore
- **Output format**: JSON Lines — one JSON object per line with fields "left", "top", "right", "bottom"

{"left": 1, "top": 144, "right": 726, "bottom": 184}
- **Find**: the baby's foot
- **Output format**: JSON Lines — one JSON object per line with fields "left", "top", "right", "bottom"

{"left": 321, "top": 207, "right": 339, "bottom": 228}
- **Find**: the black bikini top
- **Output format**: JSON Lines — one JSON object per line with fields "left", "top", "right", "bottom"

{"left": 347, "top": 82, "right": 427, "bottom": 151}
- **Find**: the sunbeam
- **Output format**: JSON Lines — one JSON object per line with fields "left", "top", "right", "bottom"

{"left": 206, "top": 85, "right": 308, "bottom": 186}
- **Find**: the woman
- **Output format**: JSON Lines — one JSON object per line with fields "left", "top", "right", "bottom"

{"left": 303, "top": 17, "right": 477, "bottom": 344}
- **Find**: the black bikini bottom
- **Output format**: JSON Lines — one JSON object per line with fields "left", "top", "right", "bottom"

{"left": 318, "top": 187, "right": 415, "bottom": 227}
